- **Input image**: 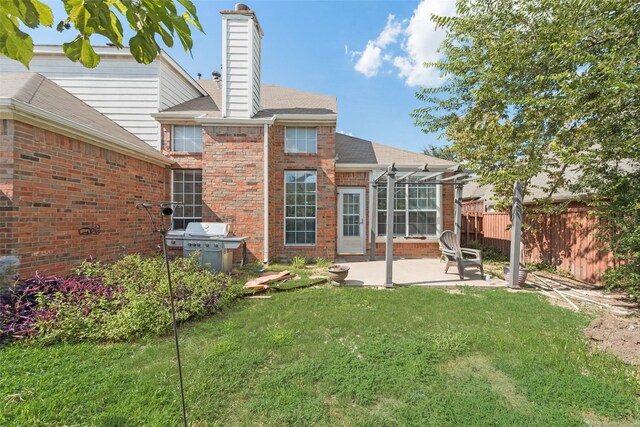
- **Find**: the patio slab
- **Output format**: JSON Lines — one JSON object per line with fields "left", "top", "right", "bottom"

{"left": 334, "top": 258, "right": 507, "bottom": 288}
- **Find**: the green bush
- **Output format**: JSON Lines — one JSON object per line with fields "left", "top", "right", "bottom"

{"left": 464, "top": 240, "right": 509, "bottom": 262}
{"left": 36, "top": 255, "right": 242, "bottom": 344}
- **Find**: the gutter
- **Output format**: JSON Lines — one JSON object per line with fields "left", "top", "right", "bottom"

{"left": 0, "top": 98, "right": 174, "bottom": 167}
{"left": 336, "top": 164, "right": 459, "bottom": 172}
{"left": 263, "top": 123, "right": 269, "bottom": 264}
{"left": 152, "top": 113, "right": 338, "bottom": 126}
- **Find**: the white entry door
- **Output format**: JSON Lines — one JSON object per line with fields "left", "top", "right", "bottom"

{"left": 337, "top": 188, "right": 366, "bottom": 255}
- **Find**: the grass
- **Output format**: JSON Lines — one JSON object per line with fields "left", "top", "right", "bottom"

{"left": 1, "top": 276, "right": 639, "bottom": 426}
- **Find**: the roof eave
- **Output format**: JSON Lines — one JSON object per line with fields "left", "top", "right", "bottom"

{"left": 0, "top": 98, "right": 173, "bottom": 167}
{"left": 336, "top": 163, "right": 459, "bottom": 172}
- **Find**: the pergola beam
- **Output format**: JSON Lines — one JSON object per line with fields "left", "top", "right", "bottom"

{"left": 508, "top": 181, "right": 524, "bottom": 288}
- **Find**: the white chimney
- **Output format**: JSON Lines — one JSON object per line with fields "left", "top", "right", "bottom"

{"left": 221, "top": 4, "right": 263, "bottom": 118}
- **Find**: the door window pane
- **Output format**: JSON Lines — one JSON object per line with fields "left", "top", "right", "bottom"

{"left": 172, "top": 169, "right": 202, "bottom": 229}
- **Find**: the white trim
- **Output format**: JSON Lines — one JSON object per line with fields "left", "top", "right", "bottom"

{"left": 337, "top": 164, "right": 456, "bottom": 172}
{"left": 273, "top": 114, "right": 337, "bottom": 123}
{"left": 263, "top": 123, "right": 269, "bottom": 263}
{"left": 193, "top": 116, "right": 276, "bottom": 126}
{"left": 0, "top": 98, "right": 173, "bottom": 166}
{"left": 221, "top": 17, "right": 228, "bottom": 118}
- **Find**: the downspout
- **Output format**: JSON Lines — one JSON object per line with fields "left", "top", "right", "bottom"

{"left": 263, "top": 123, "right": 269, "bottom": 264}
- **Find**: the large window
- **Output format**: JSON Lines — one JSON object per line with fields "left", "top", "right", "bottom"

{"left": 173, "top": 125, "right": 202, "bottom": 152}
{"left": 377, "top": 183, "right": 438, "bottom": 237}
{"left": 285, "top": 127, "right": 317, "bottom": 154}
{"left": 172, "top": 170, "right": 202, "bottom": 229}
{"left": 285, "top": 171, "right": 317, "bottom": 245}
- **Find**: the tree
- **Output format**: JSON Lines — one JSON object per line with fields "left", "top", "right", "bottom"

{"left": 1, "top": 0, "right": 202, "bottom": 68}
{"left": 423, "top": 143, "right": 457, "bottom": 162}
{"left": 413, "top": 0, "right": 639, "bottom": 293}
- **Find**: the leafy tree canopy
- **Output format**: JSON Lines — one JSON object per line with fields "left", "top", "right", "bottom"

{"left": 413, "top": 0, "right": 639, "bottom": 291}
{"left": 423, "top": 143, "right": 457, "bottom": 162}
{"left": 0, "top": 0, "right": 203, "bottom": 68}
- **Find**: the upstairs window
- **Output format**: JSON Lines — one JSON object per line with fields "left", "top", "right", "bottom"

{"left": 285, "top": 127, "right": 317, "bottom": 154}
{"left": 172, "top": 169, "right": 202, "bottom": 230}
{"left": 173, "top": 125, "right": 202, "bottom": 152}
{"left": 377, "top": 183, "right": 439, "bottom": 237}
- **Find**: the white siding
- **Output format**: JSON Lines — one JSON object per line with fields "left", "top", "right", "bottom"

{"left": 222, "top": 14, "right": 262, "bottom": 118}
{"left": 0, "top": 52, "right": 203, "bottom": 151}
{"left": 159, "top": 61, "right": 203, "bottom": 111}
{"left": 0, "top": 55, "right": 162, "bottom": 149}
{"left": 251, "top": 22, "right": 262, "bottom": 115}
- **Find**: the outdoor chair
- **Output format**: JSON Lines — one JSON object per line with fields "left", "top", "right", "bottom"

{"left": 438, "top": 230, "right": 484, "bottom": 280}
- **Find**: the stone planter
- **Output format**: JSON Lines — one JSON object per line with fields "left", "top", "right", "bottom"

{"left": 327, "top": 265, "right": 350, "bottom": 284}
{"left": 503, "top": 265, "right": 529, "bottom": 288}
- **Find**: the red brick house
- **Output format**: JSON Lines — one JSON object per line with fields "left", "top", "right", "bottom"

{"left": 0, "top": 4, "right": 458, "bottom": 276}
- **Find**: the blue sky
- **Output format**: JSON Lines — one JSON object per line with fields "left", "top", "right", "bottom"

{"left": 28, "top": 0, "right": 456, "bottom": 153}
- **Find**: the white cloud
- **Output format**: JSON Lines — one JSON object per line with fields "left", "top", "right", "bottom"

{"left": 353, "top": 14, "right": 401, "bottom": 78}
{"left": 351, "top": 0, "right": 456, "bottom": 87}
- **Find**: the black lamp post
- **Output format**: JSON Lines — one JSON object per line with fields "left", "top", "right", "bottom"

{"left": 136, "top": 201, "right": 187, "bottom": 427}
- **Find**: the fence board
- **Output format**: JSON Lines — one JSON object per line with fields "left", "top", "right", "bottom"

{"left": 461, "top": 205, "right": 613, "bottom": 283}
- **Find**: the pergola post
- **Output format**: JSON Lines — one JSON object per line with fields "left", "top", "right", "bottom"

{"left": 454, "top": 183, "right": 463, "bottom": 243}
{"left": 508, "top": 181, "right": 524, "bottom": 288}
{"left": 369, "top": 179, "right": 377, "bottom": 261}
{"left": 384, "top": 165, "right": 396, "bottom": 288}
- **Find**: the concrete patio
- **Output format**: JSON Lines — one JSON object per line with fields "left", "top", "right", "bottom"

{"left": 334, "top": 258, "right": 507, "bottom": 288}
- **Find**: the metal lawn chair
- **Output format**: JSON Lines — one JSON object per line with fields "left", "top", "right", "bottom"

{"left": 439, "top": 230, "right": 484, "bottom": 280}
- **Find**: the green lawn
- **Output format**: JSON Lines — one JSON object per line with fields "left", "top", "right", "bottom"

{"left": 1, "top": 285, "right": 638, "bottom": 426}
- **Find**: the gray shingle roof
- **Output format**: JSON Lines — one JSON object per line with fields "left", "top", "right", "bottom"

{"left": 335, "top": 133, "right": 457, "bottom": 167}
{"left": 0, "top": 72, "right": 165, "bottom": 161}
{"left": 162, "top": 79, "right": 336, "bottom": 117}
{"left": 462, "top": 167, "right": 583, "bottom": 206}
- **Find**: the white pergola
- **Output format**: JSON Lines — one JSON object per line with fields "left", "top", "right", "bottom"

{"left": 369, "top": 164, "right": 523, "bottom": 288}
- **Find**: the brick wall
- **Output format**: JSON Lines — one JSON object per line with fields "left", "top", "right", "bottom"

{"left": 202, "top": 126, "right": 265, "bottom": 262}
{"left": 1, "top": 120, "right": 168, "bottom": 277}
{"left": 269, "top": 125, "right": 337, "bottom": 261}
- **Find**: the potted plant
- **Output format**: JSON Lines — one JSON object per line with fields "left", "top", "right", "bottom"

{"left": 327, "top": 264, "right": 349, "bottom": 284}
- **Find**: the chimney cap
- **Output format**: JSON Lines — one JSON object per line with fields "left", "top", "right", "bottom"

{"left": 235, "top": 3, "right": 250, "bottom": 11}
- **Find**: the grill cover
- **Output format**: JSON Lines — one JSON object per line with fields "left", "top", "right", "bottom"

{"left": 184, "top": 222, "right": 230, "bottom": 238}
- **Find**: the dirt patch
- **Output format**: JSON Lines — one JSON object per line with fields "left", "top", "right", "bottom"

{"left": 447, "top": 288, "right": 464, "bottom": 295}
{"left": 584, "top": 316, "right": 640, "bottom": 365}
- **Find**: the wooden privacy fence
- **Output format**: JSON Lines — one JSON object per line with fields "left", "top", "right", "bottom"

{"left": 461, "top": 206, "right": 614, "bottom": 283}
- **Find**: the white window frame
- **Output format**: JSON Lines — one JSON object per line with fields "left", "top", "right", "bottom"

{"left": 172, "top": 125, "right": 203, "bottom": 153}
{"left": 284, "top": 170, "right": 318, "bottom": 246}
{"left": 171, "top": 169, "right": 203, "bottom": 230}
{"left": 376, "top": 183, "right": 441, "bottom": 238}
{"left": 284, "top": 127, "right": 317, "bottom": 154}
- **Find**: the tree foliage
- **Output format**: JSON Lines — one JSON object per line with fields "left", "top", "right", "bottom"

{"left": 414, "top": 0, "right": 639, "bottom": 293}
{"left": 423, "top": 143, "right": 457, "bottom": 162}
{"left": 0, "top": 0, "right": 202, "bottom": 68}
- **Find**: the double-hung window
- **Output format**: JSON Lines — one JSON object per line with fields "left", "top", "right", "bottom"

{"left": 173, "top": 125, "right": 202, "bottom": 152}
{"left": 284, "top": 171, "right": 317, "bottom": 245}
{"left": 172, "top": 169, "right": 202, "bottom": 229}
{"left": 377, "top": 183, "right": 439, "bottom": 237}
{"left": 285, "top": 127, "right": 317, "bottom": 154}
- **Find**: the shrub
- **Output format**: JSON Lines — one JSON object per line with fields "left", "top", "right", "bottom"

{"left": 0, "top": 255, "right": 243, "bottom": 345}
{"left": 291, "top": 256, "right": 307, "bottom": 269}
